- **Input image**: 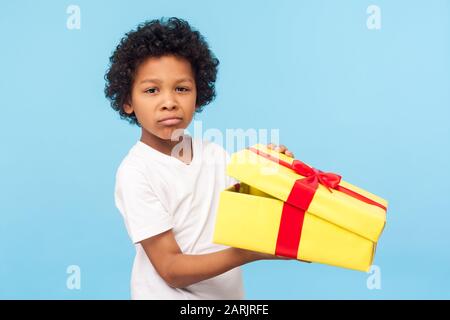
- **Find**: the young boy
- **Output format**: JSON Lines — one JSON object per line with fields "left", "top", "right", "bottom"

{"left": 105, "top": 17, "right": 294, "bottom": 299}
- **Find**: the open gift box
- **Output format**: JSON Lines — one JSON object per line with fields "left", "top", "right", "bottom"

{"left": 213, "top": 144, "right": 388, "bottom": 272}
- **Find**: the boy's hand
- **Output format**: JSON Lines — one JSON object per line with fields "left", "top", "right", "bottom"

{"left": 267, "top": 143, "right": 295, "bottom": 158}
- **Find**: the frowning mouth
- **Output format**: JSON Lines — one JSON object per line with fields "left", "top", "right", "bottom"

{"left": 158, "top": 117, "right": 183, "bottom": 126}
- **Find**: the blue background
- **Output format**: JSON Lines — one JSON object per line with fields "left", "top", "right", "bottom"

{"left": 1, "top": 0, "right": 449, "bottom": 299}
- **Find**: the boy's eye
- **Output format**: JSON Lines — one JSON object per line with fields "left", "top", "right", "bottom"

{"left": 145, "top": 88, "right": 158, "bottom": 94}
{"left": 176, "top": 87, "right": 190, "bottom": 92}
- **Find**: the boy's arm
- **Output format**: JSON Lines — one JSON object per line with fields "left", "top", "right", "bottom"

{"left": 140, "top": 229, "right": 278, "bottom": 289}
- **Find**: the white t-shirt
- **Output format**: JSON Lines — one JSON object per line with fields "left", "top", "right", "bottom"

{"left": 114, "top": 136, "right": 244, "bottom": 299}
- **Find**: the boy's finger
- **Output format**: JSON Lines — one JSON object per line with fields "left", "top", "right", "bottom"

{"left": 277, "top": 145, "right": 287, "bottom": 153}
{"left": 275, "top": 255, "right": 292, "bottom": 260}
{"left": 285, "top": 150, "right": 294, "bottom": 158}
{"left": 267, "top": 144, "right": 292, "bottom": 157}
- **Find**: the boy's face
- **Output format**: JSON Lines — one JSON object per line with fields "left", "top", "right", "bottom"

{"left": 124, "top": 55, "right": 197, "bottom": 141}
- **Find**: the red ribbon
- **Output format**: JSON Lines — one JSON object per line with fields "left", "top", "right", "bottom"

{"left": 291, "top": 159, "right": 342, "bottom": 192}
{"left": 247, "top": 147, "right": 387, "bottom": 259}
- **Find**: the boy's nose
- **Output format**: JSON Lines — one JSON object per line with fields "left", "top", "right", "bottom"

{"left": 159, "top": 90, "right": 179, "bottom": 111}
{"left": 161, "top": 103, "right": 177, "bottom": 111}
{"left": 160, "top": 98, "right": 178, "bottom": 111}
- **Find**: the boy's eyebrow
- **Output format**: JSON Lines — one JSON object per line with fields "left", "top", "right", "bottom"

{"left": 139, "top": 78, "right": 194, "bottom": 84}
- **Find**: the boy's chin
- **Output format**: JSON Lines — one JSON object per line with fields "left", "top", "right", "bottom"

{"left": 157, "top": 128, "right": 186, "bottom": 141}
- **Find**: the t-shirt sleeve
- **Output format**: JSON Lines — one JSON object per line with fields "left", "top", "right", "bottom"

{"left": 115, "top": 165, "right": 173, "bottom": 244}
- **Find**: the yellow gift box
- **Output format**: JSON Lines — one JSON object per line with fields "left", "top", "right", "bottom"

{"left": 213, "top": 144, "right": 388, "bottom": 272}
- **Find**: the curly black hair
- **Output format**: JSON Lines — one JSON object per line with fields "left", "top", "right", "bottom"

{"left": 104, "top": 17, "right": 219, "bottom": 125}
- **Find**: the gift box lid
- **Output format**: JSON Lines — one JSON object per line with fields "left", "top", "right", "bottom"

{"left": 226, "top": 144, "right": 388, "bottom": 242}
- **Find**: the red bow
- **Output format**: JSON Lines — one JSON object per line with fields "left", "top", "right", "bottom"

{"left": 291, "top": 160, "right": 341, "bottom": 193}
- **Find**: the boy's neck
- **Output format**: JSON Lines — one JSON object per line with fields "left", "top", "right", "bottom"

{"left": 140, "top": 129, "right": 193, "bottom": 164}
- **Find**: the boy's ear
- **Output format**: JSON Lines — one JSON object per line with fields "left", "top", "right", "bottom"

{"left": 123, "top": 102, "right": 134, "bottom": 114}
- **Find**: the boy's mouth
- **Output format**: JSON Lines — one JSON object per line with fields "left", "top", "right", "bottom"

{"left": 158, "top": 116, "right": 183, "bottom": 126}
